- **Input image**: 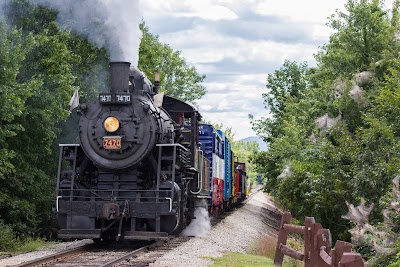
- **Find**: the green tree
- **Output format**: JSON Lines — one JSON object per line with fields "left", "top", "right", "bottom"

{"left": 1, "top": 0, "right": 80, "bottom": 236}
{"left": 138, "top": 23, "right": 206, "bottom": 104}
{"left": 316, "top": 0, "right": 394, "bottom": 78}
{"left": 250, "top": 0, "right": 400, "bottom": 243}
{"left": 0, "top": 22, "right": 35, "bottom": 179}
{"left": 250, "top": 60, "right": 309, "bottom": 143}
{"left": 0, "top": 19, "right": 45, "bottom": 237}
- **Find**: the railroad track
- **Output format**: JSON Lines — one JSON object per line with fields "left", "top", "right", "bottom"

{"left": 10, "top": 237, "right": 192, "bottom": 267}
{"left": 116, "top": 236, "right": 192, "bottom": 267}
{"left": 242, "top": 186, "right": 283, "bottom": 230}
{"left": 8, "top": 189, "right": 273, "bottom": 267}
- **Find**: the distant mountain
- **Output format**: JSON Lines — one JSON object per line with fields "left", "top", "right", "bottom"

{"left": 240, "top": 136, "right": 269, "bottom": 151}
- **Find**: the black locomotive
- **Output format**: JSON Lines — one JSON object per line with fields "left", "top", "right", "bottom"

{"left": 54, "top": 62, "right": 210, "bottom": 241}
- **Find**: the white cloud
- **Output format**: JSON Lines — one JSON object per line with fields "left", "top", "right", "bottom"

{"left": 178, "top": 1, "right": 238, "bottom": 20}
{"left": 141, "top": 0, "right": 395, "bottom": 140}
{"left": 255, "top": 0, "right": 347, "bottom": 23}
{"left": 141, "top": 0, "right": 238, "bottom": 20}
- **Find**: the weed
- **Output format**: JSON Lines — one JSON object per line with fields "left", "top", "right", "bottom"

{"left": 14, "top": 238, "right": 48, "bottom": 254}
{"left": 206, "top": 252, "right": 275, "bottom": 267}
{"left": 0, "top": 220, "right": 50, "bottom": 255}
{"left": 247, "top": 234, "right": 304, "bottom": 267}
{"left": 247, "top": 234, "right": 277, "bottom": 259}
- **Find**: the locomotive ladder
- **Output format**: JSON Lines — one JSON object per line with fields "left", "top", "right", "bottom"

{"left": 56, "top": 144, "right": 79, "bottom": 209}
{"left": 155, "top": 143, "right": 188, "bottom": 232}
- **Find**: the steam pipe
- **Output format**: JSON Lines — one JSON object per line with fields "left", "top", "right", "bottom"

{"left": 190, "top": 149, "right": 204, "bottom": 195}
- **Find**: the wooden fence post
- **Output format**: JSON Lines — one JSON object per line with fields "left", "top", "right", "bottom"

{"left": 331, "top": 241, "right": 352, "bottom": 267}
{"left": 316, "top": 228, "right": 332, "bottom": 267}
{"left": 306, "top": 218, "right": 327, "bottom": 267}
{"left": 273, "top": 212, "right": 364, "bottom": 267}
{"left": 339, "top": 253, "right": 365, "bottom": 267}
{"left": 274, "top": 212, "right": 292, "bottom": 266}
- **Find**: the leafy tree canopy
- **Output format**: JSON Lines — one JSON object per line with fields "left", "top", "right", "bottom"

{"left": 138, "top": 23, "right": 206, "bottom": 104}
{"left": 251, "top": 0, "right": 400, "bottom": 246}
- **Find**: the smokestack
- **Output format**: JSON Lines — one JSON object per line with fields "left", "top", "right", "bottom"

{"left": 110, "top": 62, "right": 130, "bottom": 92}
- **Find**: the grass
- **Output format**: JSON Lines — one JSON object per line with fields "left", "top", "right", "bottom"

{"left": 0, "top": 221, "right": 52, "bottom": 256}
{"left": 282, "top": 237, "right": 304, "bottom": 267}
{"left": 13, "top": 238, "right": 50, "bottom": 254}
{"left": 207, "top": 234, "right": 304, "bottom": 267}
{"left": 0, "top": 236, "right": 50, "bottom": 257}
{"left": 0, "top": 238, "right": 53, "bottom": 261}
{"left": 206, "top": 252, "right": 275, "bottom": 267}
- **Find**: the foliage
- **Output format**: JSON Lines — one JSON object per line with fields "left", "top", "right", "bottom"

{"left": 0, "top": 21, "right": 37, "bottom": 181}
{"left": 342, "top": 176, "right": 400, "bottom": 266}
{"left": 0, "top": 18, "right": 46, "bottom": 238}
{"left": 0, "top": 219, "right": 18, "bottom": 251}
{"left": 14, "top": 238, "right": 47, "bottom": 254}
{"left": 206, "top": 252, "right": 275, "bottom": 267}
{"left": 250, "top": 60, "right": 309, "bottom": 143}
{"left": 138, "top": 23, "right": 206, "bottom": 104}
{"left": 250, "top": 0, "right": 400, "bottom": 249}
{"left": 315, "top": 0, "right": 394, "bottom": 78}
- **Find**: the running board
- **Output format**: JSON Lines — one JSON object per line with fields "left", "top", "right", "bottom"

{"left": 58, "top": 229, "right": 101, "bottom": 239}
{"left": 124, "top": 231, "right": 169, "bottom": 240}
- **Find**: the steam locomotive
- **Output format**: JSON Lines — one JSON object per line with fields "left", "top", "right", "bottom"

{"left": 54, "top": 62, "right": 246, "bottom": 241}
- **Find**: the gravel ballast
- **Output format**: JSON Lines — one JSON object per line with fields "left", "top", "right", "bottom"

{"left": 0, "top": 189, "right": 280, "bottom": 267}
{"left": 150, "top": 189, "right": 280, "bottom": 267}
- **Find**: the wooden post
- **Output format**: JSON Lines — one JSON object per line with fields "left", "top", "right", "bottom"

{"left": 303, "top": 217, "right": 316, "bottom": 267}
{"left": 332, "top": 241, "right": 352, "bottom": 267}
{"left": 339, "top": 253, "right": 365, "bottom": 267}
{"left": 316, "top": 228, "right": 332, "bottom": 267}
{"left": 274, "top": 212, "right": 292, "bottom": 266}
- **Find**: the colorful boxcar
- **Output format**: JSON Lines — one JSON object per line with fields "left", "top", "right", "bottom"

{"left": 199, "top": 124, "right": 224, "bottom": 215}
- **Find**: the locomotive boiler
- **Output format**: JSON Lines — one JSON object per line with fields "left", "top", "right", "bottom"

{"left": 54, "top": 62, "right": 210, "bottom": 241}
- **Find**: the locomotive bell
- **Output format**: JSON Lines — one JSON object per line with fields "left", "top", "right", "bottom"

{"left": 110, "top": 62, "right": 130, "bottom": 92}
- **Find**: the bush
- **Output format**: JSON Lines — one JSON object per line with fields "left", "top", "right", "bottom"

{"left": 0, "top": 220, "right": 18, "bottom": 252}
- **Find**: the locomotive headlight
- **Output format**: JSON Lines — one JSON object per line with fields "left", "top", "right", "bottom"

{"left": 104, "top": 116, "right": 120, "bottom": 133}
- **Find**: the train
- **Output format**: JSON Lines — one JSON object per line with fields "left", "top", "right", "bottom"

{"left": 54, "top": 62, "right": 247, "bottom": 241}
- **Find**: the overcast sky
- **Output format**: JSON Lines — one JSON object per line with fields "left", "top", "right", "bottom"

{"left": 141, "top": 0, "right": 394, "bottom": 140}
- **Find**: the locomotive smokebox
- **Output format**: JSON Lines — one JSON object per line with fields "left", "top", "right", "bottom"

{"left": 110, "top": 62, "right": 130, "bottom": 92}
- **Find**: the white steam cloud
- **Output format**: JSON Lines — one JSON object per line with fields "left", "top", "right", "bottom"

{"left": 181, "top": 207, "right": 211, "bottom": 237}
{"left": 27, "top": 0, "right": 142, "bottom": 66}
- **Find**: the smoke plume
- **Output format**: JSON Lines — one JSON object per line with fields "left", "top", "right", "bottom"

{"left": 181, "top": 207, "right": 211, "bottom": 237}
{"left": 2, "top": 0, "right": 143, "bottom": 66}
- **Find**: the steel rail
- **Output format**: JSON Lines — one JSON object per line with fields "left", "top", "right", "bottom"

{"left": 12, "top": 244, "right": 92, "bottom": 267}
{"left": 98, "top": 240, "right": 164, "bottom": 267}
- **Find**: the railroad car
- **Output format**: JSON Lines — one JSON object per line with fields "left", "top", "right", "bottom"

{"left": 233, "top": 162, "right": 247, "bottom": 202}
{"left": 199, "top": 124, "right": 224, "bottom": 215}
{"left": 218, "top": 129, "right": 233, "bottom": 209}
{"left": 54, "top": 62, "right": 246, "bottom": 242}
{"left": 199, "top": 124, "right": 247, "bottom": 215}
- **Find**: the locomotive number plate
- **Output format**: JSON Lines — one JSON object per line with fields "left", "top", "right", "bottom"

{"left": 103, "top": 136, "right": 122, "bottom": 150}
